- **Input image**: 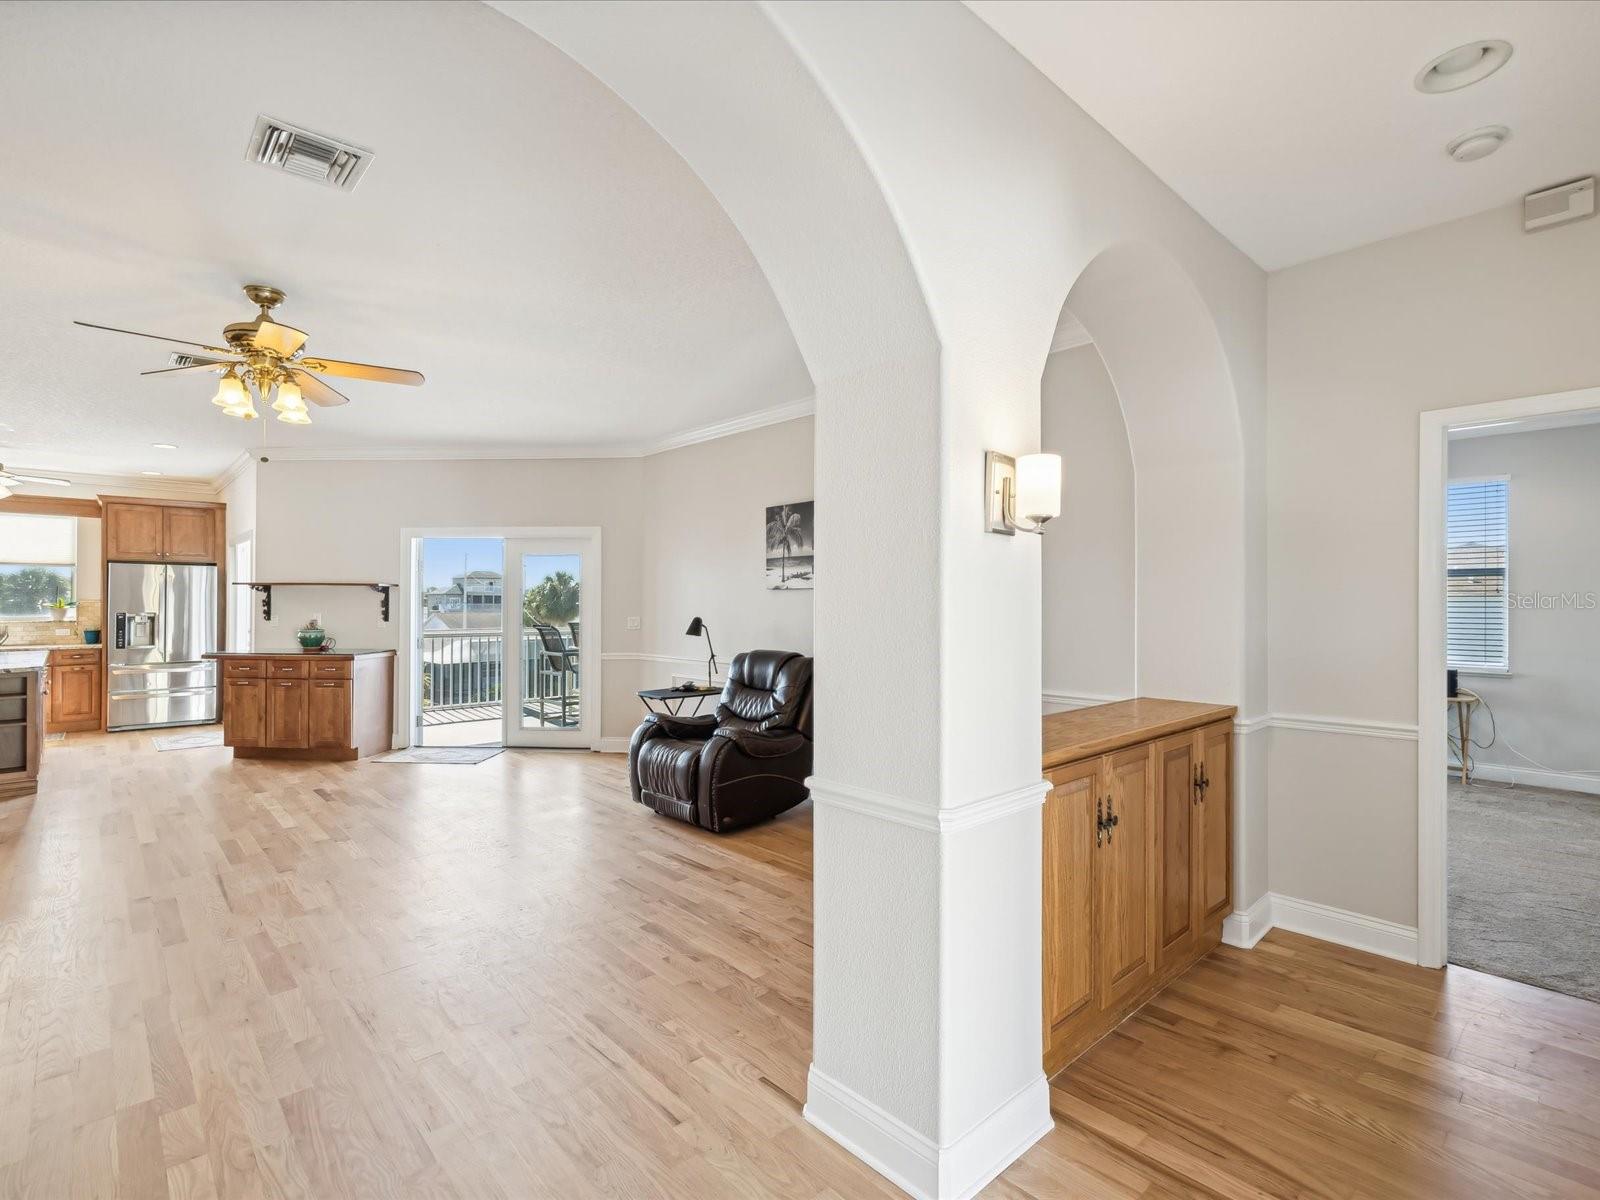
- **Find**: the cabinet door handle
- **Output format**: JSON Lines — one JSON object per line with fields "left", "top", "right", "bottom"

{"left": 1106, "top": 795, "right": 1118, "bottom": 842}
{"left": 274, "top": 682, "right": 296, "bottom": 688}
{"left": 1096, "top": 797, "right": 1104, "bottom": 847}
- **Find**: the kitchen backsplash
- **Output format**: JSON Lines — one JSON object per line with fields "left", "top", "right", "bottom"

{"left": 0, "top": 599, "right": 103, "bottom": 646}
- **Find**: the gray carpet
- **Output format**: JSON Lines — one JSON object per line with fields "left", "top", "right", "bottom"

{"left": 1449, "top": 778, "right": 1600, "bottom": 1002}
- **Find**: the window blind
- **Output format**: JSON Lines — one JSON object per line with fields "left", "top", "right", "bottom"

{"left": 1446, "top": 479, "right": 1508, "bottom": 671}
{"left": 0, "top": 513, "right": 76, "bottom": 566}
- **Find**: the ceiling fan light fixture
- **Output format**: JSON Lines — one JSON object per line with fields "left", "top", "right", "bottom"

{"left": 276, "top": 407, "right": 312, "bottom": 426}
{"left": 0, "top": 483, "right": 11, "bottom": 501}
{"left": 271, "top": 379, "right": 306, "bottom": 414}
{"left": 212, "top": 372, "right": 247, "bottom": 409}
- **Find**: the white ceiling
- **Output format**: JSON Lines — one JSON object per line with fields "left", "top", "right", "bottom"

{"left": 967, "top": 1, "right": 1600, "bottom": 269}
{"left": 0, "top": 1, "right": 811, "bottom": 481}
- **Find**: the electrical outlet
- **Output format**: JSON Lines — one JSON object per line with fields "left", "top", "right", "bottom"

{"left": 626, "top": 616, "right": 641, "bottom": 630}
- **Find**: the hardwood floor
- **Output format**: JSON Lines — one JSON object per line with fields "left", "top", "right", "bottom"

{"left": 2, "top": 731, "right": 1598, "bottom": 1198}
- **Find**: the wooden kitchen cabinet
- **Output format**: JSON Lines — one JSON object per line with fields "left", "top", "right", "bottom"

{"left": 161, "top": 506, "right": 218, "bottom": 562}
{"left": 210, "top": 651, "right": 393, "bottom": 761}
{"left": 1041, "top": 698, "right": 1235, "bottom": 1075}
{"left": 222, "top": 678, "right": 264, "bottom": 748}
{"left": 99, "top": 496, "right": 222, "bottom": 563}
{"left": 265, "top": 679, "right": 308, "bottom": 749}
{"left": 45, "top": 649, "right": 102, "bottom": 733}
{"left": 102, "top": 502, "right": 164, "bottom": 561}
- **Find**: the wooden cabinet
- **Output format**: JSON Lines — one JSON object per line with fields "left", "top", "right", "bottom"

{"left": 45, "top": 649, "right": 102, "bottom": 733}
{"left": 308, "top": 681, "right": 351, "bottom": 748}
{"left": 161, "top": 507, "right": 217, "bottom": 562}
{"left": 223, "top": 678, "right": 264, "bottom": 747}
{"left": 213, "top": 653, "right": 393, "bottom": 761}
{"left": 265, "top": 680, "right": 308, "bottom": 749}
{"left": 103, "top": 503, "right": 164, "bottom": 561}
{"left": 99, "top": 497, "right": 222, "bottom": 563}
{"left": 1042, "top": 698, "right": 1235, "bottom": 1075}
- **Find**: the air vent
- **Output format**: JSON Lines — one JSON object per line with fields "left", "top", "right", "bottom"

{"left": 1524, "top": 177, "right": 1595, "bottom": 233}
{"left": 246, "top": 115, "right": 373, "bottom": 193}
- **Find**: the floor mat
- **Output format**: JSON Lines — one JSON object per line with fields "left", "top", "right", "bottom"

{"left": 373, "top": 746, "right": 503, "bottom": 765}
{"left": 152, "top": 730, "right": 225, "bottom": 751}
{"left": 1450, "top": 778, "right": 1600, "bottom": 1002}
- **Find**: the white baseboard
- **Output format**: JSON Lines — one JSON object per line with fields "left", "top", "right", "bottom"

{"left": 1264, "top": 893, "right": 1418, "bottom": 964}
{"left": 1456, "top": 760, "right": 1600, "bottom": 797}
{"left": 1221, "top": 892, "right": 1272, "bottom": 949}
{"left": 593, "top": 736, "right": 631, "bottom": 754}
{"left": 804, "top": 1067, "right": 1051, "bottom": 1200}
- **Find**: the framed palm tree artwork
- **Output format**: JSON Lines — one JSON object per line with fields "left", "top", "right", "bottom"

{"left": 765, "top": 501, "right": 814, "bottom": 590}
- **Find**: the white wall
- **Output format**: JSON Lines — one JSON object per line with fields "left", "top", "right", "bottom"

{"left": 1448, "top": 423, "right": 1600, "bottom": 787}
{"left": 640, "top": 416, "right": 814, "bottom": 676}
{"left": 1041, "top": 343, "right": 1133, "bottom": 705}
{"left": 248, "top": 418, "right": 815, "bottom": 745}
{"left": 1268, "top": 202, "right": 1600, "bottom": 926}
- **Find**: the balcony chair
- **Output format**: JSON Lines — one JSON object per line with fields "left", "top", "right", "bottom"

{"left": 628, "top": 650, "right": 813, "bottom": 833}
{"left": 530, "top": 623, "right": 579, "bottom": 727}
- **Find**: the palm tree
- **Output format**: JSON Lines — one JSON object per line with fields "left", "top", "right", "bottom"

{"left": 523, "top": 570, "right": 579, "bottom": 628}
{"left": 766, "top": 505, "right": 805, "bottom": 583}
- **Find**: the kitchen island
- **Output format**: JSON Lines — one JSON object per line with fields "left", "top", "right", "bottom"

{"left": 0, "top": 650, "right": 48, "bottom": 800}
{"left": 204, "top": 650, "right": 395, "bottom": 761}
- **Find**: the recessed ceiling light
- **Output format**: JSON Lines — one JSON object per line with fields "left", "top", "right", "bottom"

{"left": 1415, "top": 40, "right": 1512, "bottom": 93}
{"left": 1447, "top": 125, "right": 1510, "bottom": 163}
{"left": 141, "top": 471, "right": 164, "bottom": 477}
{"left": 151, "top": 442, "right": 178, "bottom": 450}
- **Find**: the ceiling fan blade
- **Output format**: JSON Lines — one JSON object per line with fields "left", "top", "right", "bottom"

{"left": 73, "top": 321, "right": 234, "bottom": 356}
{"left": 251, "top": 321, "right": 308, "bottom": 357}
{"left": 1, "top": 472, "right": 71, "bottom": 487}
{"left": 293, "top": 356, "right": 424, "bottom": 386}
{"left": 139, "top": 360, "right": 241, "bottom": 377}
{"left": 289, "top": 369, "right": 349, "bottom": 407}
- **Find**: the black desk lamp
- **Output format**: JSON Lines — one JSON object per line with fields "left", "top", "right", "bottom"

{"left": 685, "top": 617, "right": 718, "bottom": 686}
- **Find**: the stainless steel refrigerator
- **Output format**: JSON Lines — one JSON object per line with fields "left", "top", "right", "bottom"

{"left": 107, "top": 563, "right": 219, "bottom": 731}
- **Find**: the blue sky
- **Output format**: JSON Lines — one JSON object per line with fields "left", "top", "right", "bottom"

{"left": 420, "top": 538, "right": 580, "bottom": 592}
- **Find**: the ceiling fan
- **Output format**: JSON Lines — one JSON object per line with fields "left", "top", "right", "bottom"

{"left": 75, "top": 284, "right": 424, "bottom": 425}
{"left": 0, "top": 464, "right": 71, "bottom": 500}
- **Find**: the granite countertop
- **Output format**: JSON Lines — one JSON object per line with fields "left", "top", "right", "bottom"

{"left": 204, "top": 649, "right": 396, "bottom": 659}
{"left": 3, "top": 642, "right": 105, "bottom": 652}
{"left": 0, "top": 650, "right": 49, "bottom": 671}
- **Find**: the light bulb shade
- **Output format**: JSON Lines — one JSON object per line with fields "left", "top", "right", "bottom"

{"left": 276, "top": 407, "right": 311, "bottom": 425}
{"left": 272, "top": 380, "right": 306, "bottom": 413}
{"left": 212, "top": 374, "right": 247, "bottom": 409}
{"left": 0, "top": 482, "right": 12, "bottom": 500}
{"left": 1015, "top": 453, "right": 1062, "bottom": 523}
{"left": 224, "top": 396, "right": 259, "bottom": 421}
{"left": 685, "top": 617, "right": 705, "bottom": 637}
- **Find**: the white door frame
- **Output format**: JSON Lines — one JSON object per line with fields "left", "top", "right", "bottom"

{"left": 398, "top": 526, "right": 602, "bottom": 752}
{"left": 1415, "top": 384, "right": 1600, "bottom": 968}
{"left": 504, "top": 531, "right": 602, "bottom": 749}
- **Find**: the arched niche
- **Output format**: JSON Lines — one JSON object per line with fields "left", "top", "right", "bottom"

{"left": 1050, "top": 242, "right": 1247, "bottom": 705}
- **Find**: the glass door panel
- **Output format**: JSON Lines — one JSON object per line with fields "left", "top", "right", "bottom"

{"left": 505, "top": 535, "right": 596, "bottom": 748}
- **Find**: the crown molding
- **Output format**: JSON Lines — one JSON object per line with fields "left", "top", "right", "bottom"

{"left": 211, "top": 451, "right": 254, "bottom": 492}
{"left": 4, "top": 468, "right": 217, "bottom": 502}
{"left": 242, "top": 395, "right": 817, "bottom": 467}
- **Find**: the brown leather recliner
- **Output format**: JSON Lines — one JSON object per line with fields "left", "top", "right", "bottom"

{"left": 629, "top": 650, "right": 813, "bottom": 832}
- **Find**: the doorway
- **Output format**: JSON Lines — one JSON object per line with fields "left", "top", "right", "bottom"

{"left": 1416, "top": 386, "right": 1600, "bottom": 972}
{"left": 406, "top": 527, "right": 600, "bottom": 750}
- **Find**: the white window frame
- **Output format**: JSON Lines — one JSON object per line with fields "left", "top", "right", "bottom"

{"left": 0, "top": 513, "right": 79, "bottom": 622}
{"left": 1444, "top": 474, "right": 1510, "bottom": 676}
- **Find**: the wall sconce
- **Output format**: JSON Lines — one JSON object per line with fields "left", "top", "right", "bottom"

{"left": 985, "top": 450, "right": 1062, "bottom": 536}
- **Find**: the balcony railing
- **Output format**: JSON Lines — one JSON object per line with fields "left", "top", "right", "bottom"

{"left": 420, "top": 630, "right": 579, "bottom": 726}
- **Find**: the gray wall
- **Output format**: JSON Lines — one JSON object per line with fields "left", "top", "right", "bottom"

{"left": 1041, "top": 343, "right": 1134, "bottom": 705}
{"left": 1449, "top": 423, "right": 1600, "bottom": 789}
{"left": 1268, "top": 200, "right": 1600, "bottom": 925}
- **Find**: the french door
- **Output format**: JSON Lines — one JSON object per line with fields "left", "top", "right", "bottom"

{"left": 503, "top": 533, "right": 599, "bottom": 749}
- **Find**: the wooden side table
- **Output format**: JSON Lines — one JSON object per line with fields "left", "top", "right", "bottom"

{"left": 1447, "top": 690, "right": 1481, "bottom": 783}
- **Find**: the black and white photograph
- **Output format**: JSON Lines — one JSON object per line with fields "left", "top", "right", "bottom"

{"left": 765, "top": 500, "right": 814, "bottom": 590}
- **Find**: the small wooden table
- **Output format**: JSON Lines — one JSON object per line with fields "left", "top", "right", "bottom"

{"left": 1447, "top": 690, "right": 1481, "bottom": 783}
{"left": 638, "top": 685, "right": 720, "bottom": 716}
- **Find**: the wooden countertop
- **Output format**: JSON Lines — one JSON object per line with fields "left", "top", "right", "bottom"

{"left": 1043, "top": 697, "right": 1237, "bottom": 769}
{"left": 204, "top": 649, "right": 396, "bottom": 660}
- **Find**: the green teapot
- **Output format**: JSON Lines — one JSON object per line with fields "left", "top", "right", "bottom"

{"left": 296, "top": 618, "right": 334, "bottom": 651}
